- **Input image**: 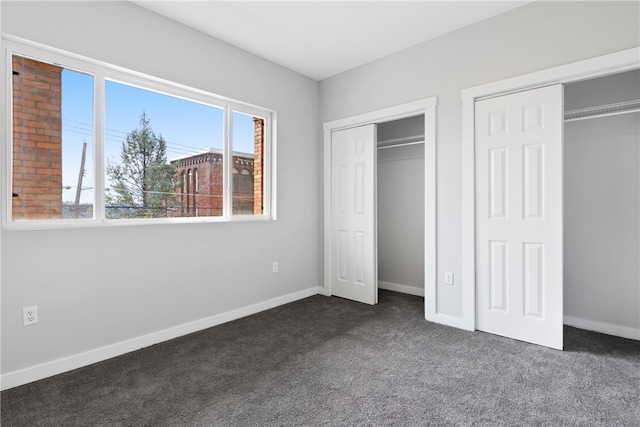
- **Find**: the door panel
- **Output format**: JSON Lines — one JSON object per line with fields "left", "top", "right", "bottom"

{"left": 476, "top": 85, "right": 563, "bottom": 349}
{"left": 331, "top": 125, "right": 377, "bottom": 305}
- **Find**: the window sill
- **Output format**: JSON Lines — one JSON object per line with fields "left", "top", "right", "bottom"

{"left": 2, "top": 215, "right": 274, "bottom": 231}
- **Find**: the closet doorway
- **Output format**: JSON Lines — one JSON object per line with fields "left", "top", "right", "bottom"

{"left": 461, "top": 47, "right": 640, "bottom": 349}
{"left": 377, "top": 116, "right": 427, "bottom": 298}
{"left": 563, "top": 69, "right": 640, "bottom": 341}
{"left": 323, "top": 98, "right": 437, "bottom": 309}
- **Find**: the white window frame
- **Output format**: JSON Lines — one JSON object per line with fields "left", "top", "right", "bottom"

{"left": 2, "top": 36, "right": 276, "bottom": 229}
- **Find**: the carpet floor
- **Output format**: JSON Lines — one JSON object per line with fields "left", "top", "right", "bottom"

{"left": 2, "top": 290, "right": 639, "bottom": 426}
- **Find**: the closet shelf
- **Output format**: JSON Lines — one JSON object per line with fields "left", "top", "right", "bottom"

{"left": 564, "top": 99, "right": 640, "bottom": 122}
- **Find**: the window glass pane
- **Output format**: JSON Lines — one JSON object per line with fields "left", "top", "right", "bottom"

{"left": 232, "top": 111, "right": 264, "bottom": 215}
{"left": 104, "top": 80, "right": 223, "bottom": 218}
{"left": 11, "top": 55, "right": 94, "bottom": 220}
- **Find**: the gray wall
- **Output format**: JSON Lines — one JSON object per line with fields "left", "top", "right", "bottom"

{"left": 377, "top": 116, "right": 425, "bottom": 292}
{"left": 1, "top": 1, "right": 320, "bottom": 375}
{"left": 564, "top": 71, "right": 640, "bottom": 331}
{"left": 320, "top": 0, "right": 640, "bottom": 318}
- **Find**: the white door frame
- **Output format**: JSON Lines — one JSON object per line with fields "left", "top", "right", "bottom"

{"left": 461, "top": 47, "right": 640, "bottom": 331}
{"left": 323, "top": 97, "right": 437, "bottom": 317}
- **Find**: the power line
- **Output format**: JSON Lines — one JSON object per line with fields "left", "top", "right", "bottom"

{"left": 62, "top": 117, "right": 228, "bottom": 154}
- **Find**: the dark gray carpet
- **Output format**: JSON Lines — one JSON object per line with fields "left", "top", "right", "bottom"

{"left": 2, "top": 290, "right": 639, "bottom": 426}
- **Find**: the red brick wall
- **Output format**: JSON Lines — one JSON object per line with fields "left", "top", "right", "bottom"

{"left": 253, "top": 118, "right": 264, "bottom": 215}
{"left": 12, "top": 56, "right": 63, "bottom": 220}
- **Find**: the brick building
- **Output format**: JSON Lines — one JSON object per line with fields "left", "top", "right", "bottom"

{"left": 171, "top": 118, "right": 264, "bottom": 216}
{"left": 171, "top": 148, "right": 257, "bottom": 216}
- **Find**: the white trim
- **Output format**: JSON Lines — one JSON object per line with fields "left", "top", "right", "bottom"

{"left": 460, "top": 96, "right": 476, "bottom": 331}
{"left": 0, "top": 0, "right": 3, "bottom": 392}
{"left": 322, "top": 98, "right": 437, "bottom": 313}
{"left": 0, "top": 286, "right": 322, "bottom": 391}
{"left": 323, "top": 124, "right": 332, "bottom": 295}
{"left": 462, "top": 48, "right": 640, "bottom": 102}
{"left": 461, "top": 47, "right": 640, "bottom": 332}
{"left": 323, "top": 99, "right": 436, "bottom": 132}
{"left": 378, "top": 281, "right": 425, "bottom": 297}
{"left": 426, "top": 312, "right": 469, "bottom": 330}
{"left": 564, "top": 315, "right": 640, "bottom": 341}
{"left": 224, "top": 104, "right": 232, "bottom": 218}
{"left": 424, "top": 100, "right": 438, "bottom": 325}
{"left": 94, "top": 69, "right": 106, "bottom": 222}
{"left": 269, "top": 113, "right": 277, "bottom": 220}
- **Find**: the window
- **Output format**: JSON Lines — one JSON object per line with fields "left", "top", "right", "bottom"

{"left": 232, "top": 111, "right": 264, "bottom": 215}
{"left": 11, "top": 55, "right": 94, "bottom": 221}
{"left": 104, "top": 79, "right": 225, "bottom": 219}
{"left": 6, "top": 41, "right": 274, "bottom": 227}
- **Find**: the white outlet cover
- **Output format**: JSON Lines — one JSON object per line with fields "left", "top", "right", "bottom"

{"left": 23, "top": 306, "right": 39, "bottom": 326}
{"left": 445, "top": 272, "right": 454, "bottom": 285}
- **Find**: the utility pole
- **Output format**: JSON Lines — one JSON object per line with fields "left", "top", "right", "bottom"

{"left": 74, "top": 141, "right": 87, "bottom": 219}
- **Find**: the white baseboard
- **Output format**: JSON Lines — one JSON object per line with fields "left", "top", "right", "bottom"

{"left": 564, "top": 315, "right": 640, "bottom": 341}
{"left": 425, "top": 312, "right": 472, "bottom": 330}
{"left": 378, "top": 281, "right": 424, "bottom": 297}
{"left": 318, "top": 286, "right": 331, "bottom": 297}
{"left": 1, "top": 286, "right": 322, "bottom": 391}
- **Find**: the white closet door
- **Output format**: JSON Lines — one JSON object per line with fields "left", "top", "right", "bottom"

{"left": 476, "top": 85, "right": 563, "bottom": 349}
{"left": 331, "top": 125, "right": 377, "bottom": 305}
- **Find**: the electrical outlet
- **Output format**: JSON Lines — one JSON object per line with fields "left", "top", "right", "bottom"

{"left": 272, "top": 262, "right": 279, "bottom": 273}
{"left": 445, "top": 272, "right": 454, "bottom": 286}
{"left": 23, "top": 306, "right": 38, "bottom": 326}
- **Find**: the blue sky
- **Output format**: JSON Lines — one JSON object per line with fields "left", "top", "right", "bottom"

{"left": 61, "top": 69, "right": 255, "bottom": 203}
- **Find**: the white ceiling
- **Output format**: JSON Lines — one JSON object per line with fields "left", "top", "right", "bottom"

{"left": 133, "top": 1, "right": 533, "bottom": 81}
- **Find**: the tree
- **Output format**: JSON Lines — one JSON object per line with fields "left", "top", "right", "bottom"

{"left": 106, "top": 112, "right": 177, "bottom": 218}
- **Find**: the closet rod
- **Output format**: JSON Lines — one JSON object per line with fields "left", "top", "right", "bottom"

{"left": 564, "top": 99, "right": 640, "bottom": 122}
{"left": 377, "top": 133, "right": 425, "bottom": 150}
{"left": 564, "top": 107, "right": 640, "bottom": 123}
{"left": 377, "top": 134, "right": 425, "bottom": 145}
{"left": 377, "top": 140, "right": 425, "bottom": 150}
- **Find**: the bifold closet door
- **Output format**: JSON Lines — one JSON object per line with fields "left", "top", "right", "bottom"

{"left": 331, "top": 125, "right": 377, "bottom": 305}
{"left": 475, "top": 85, "right": 563, "bottom": 349}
